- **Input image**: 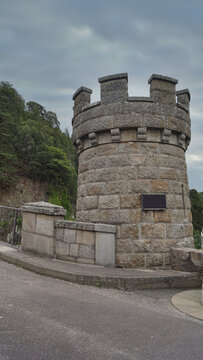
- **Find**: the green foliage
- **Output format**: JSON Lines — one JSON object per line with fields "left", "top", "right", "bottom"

{"left": 0, "top": 81, "right": 77, "bottom": 216}
{"left": 189, "top": 189, "right": 203, "bottom": 249}
{"left": 193, "top": 229, "right": 201, "bottom": 249}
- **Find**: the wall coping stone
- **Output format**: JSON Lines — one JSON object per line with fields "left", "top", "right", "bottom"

{"left": 128, "top": 96, "right": 154, "bottom": 103}
{"left": 82, "top": 101, "right": 101, "bottom": 111}
{"left": 148, "top": 74, "right": 178, "bottom": 84}
{"left": 72, "top": 86, "right": 92, "bottom": 100}
{"left": 98, "top": 73, "right": 128, "bottom": 83}
{"left": 55, "top": 220, "right": 116, "bottom": 233}
{"left": 21, "top": 202, "right": 67, "bottom": 216}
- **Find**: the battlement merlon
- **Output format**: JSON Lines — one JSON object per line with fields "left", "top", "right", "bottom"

{"left": 73, "top": 86, "right": 92, "bottom": 116}
{"left": 148, "top": 74, "right": 178, "bottom": 105}
{"left": 98, "top": 73, "right": 128, "bottom": 104}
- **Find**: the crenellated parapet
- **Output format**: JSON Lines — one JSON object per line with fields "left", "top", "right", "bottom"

{"left": 72, "top": 73, "right": 191, "bottom": 154}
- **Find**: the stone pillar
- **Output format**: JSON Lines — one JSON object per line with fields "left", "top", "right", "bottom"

{"left": 21, "top": 202, "right": 66, "bottom": 257}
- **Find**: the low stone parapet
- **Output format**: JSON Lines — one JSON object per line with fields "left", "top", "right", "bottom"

{"left": 21, "top": 202, "right": 66, "bottom": 257}
{"left": 171, "top": 247, "right": 203, "bottom": 272}
{"left": 54, "top": 220, "right": 116, "bottom": 266}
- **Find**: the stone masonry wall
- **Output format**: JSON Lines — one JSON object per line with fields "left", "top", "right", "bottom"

{"left": 55, "top": 220, "right": 116, "bottom": 266}
{"left": 72, "top": 73, "right": 193, "bottom": 268}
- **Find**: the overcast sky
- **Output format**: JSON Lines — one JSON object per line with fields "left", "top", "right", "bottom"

{"left": 0, "top": 0, "right": 202, "bottom": 191}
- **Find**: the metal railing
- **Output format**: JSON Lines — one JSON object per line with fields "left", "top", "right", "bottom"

{"left": 0, "top": 205, "right": 22, "bottom": 246}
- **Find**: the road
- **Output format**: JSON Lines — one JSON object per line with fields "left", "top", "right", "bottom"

{"left": 0, "top": 260, "right": 202, "bottom": 360}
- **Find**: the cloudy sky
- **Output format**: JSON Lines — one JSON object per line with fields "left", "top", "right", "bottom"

{"left": 0, "top": 0, "right": 202, "bottom": 190}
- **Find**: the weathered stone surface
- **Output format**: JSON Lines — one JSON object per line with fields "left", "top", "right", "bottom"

{"left": 153, "top": 210, "right": 171, "bottom": 223}
{"left": 70, "top": 244, "right": 79, "bottom": 257}
{"left": 95, "top": 168, "right": 117, "bottom": 182}
{"left": 104, "top": 180, "right": 128, "bottom": 194}
{"left": 171, "top": 247, "right": 203, "bottom": 272}
{"left": 108, "top": 154, "right": 129, "bottom": 167}
{"left": 64, "top": 229, "right": 76, "bottom": 243}
{"left": 133, "top": 240, "right": 151, "bottom": 253}
{"left": 21, "top": 231, "right": 54, "bottom": 257}
{"left": 77, "top": 257, "right": 95, "bottom": 265}
{"left": 159, "top": 167, "right": 177, "bottom": 180}
{"left": 128, "top": 180, "right": 149, "bottom": 193}
{"left": 86, "top": 183, "right": 105, "bottom": 196}
{"left": 81, "top": 196, "right": 98, "bottom": 210}
{"left": 91, "top": 157, "right": 107, "bottom": 169}
{"left": 151, "top": 239, "right": 179, "bottom": 253}
{"left": 120, "top": 224, "right": 139, "bottom": 239}
{"left": 116, "top": 253, "right": 145, "bottom": 268}
{"left": 117, "top": 238, "right": 133, "bottom": 252}
{"left": 129, "top": 154, "right": 146, "bottom": 166}
{"left": 149, "top": 180, "right": 168, "bottom": 193}
{"left": 166, "top": 224, "right": 185, "bottom": 238}
{"left": 36, "top": 214, "right": 54, "bottom": 237}
{"left": 55, "top": 241, "right": 69, "bottom": 258}
{"left": 120, "top": 194, "right": 140, "bottom": 208}
{"left": 138, "top": 166, "right": 158, "bottom": 179}
{"left": 95, "top": 232, "right": 115, "bottom": 266}
{"left": 99, "top": 195, "right": 119, "bottom": 209}
{"left": 129, "top": 209, "right": 153, "bottom": 223}
{"left": 22, "top": 201, "right": 66, "bottom": 216}
{"left": 22, "top": 212, "right": 36, "bottom": 232}
{"left": 146, "top": 253, "right": 163, "bottom": 267}
{"left": 55, "top": 228, "right": 64, "bottom": 242}
{"left": 118, "top": 167, "right": 137, "bottom": 180}
{"left": 79, "top": 244, "right": 95, "bottom": 259}
{"left": 141, "top": 224, "right": 165, "bottom": 239}
{"left": 76, "top": 230, "right": 95, "bottom": 245}
{"left": 89, "top": 209, "right": 130, "bottom": 224}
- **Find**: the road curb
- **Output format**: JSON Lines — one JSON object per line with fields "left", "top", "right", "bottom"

{"left": 0, "top": 246, "right": 201, "bottom": 291}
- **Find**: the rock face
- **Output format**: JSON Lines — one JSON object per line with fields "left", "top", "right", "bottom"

{"left": 72, "top": 73, "right": 193, "bottom": 268}
{"left": 0, "top": 176, "right": 49, "bottom": 208}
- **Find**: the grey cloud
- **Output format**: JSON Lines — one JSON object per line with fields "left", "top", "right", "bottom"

{"left": 0, "top": 0, "right": 202, "bottom": 189}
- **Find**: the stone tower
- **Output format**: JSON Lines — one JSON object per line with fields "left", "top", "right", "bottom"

{"left": 72, "top": 73, "right": 193, "bottom": 268}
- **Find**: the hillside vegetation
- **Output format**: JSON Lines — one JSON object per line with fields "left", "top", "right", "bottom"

{"left": 189, "top": 189, "right": 203, "bottom": 248}
{"left": 0, "top": 81, "right": 77, "bottom": 217}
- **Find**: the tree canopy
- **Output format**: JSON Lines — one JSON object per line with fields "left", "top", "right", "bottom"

{"left": 0, "top": 81, "right": 77, "bottom": 217}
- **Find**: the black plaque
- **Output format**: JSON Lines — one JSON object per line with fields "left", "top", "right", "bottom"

{"left": 142, "top": 194, "right": 166, "bottom": 210}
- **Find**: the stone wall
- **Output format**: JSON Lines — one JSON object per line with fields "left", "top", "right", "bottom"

{"left": 72, "top": 73, "right": 193, "bottom": 268}
{"left": 55, "top": 220, "right": 116, "bottom": 266}
{"left": 21, "top": 202, "right": 116, "bottom": 267}
{"left": 0, "top": 176, "right": 48, "bottom": 207}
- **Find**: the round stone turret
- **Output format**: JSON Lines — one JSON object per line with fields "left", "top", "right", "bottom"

{"left": 72, "top": 73, "right": 193, "bottom": 268}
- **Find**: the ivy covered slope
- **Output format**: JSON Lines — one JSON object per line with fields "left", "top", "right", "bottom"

{"left": 0, "top": 81, "right": 77, "bottom": 218}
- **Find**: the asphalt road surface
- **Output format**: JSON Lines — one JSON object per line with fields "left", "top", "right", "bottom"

{"left": 0, "top": 260, "right": 202, "bottom": 360}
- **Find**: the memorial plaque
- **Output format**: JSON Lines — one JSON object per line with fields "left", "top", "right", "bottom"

{"left": 142, "top": 194, "right": 166, "bottom": 210}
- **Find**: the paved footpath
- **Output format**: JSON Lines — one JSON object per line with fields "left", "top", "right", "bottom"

{"left": 0, "top": 243, "right": 201, "bottom": 291}
{"left": 0, "top": 259, "right": 203, "bottom": 360}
